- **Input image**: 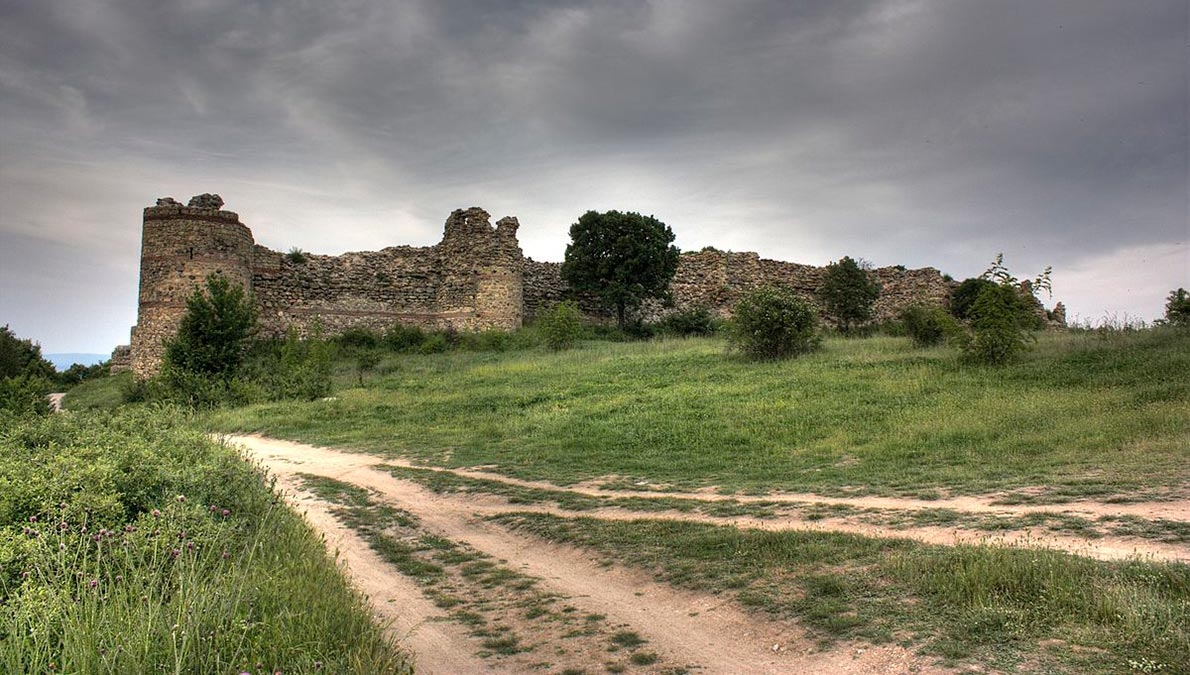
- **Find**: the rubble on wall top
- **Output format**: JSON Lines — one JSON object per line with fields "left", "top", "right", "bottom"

{"left": 152, "top": 194, "right": 225, "bottom": 209}
{"left": 187, "top": 193, "right": 224, "bottom": 209}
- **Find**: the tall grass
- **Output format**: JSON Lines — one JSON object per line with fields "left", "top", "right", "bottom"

{"left": 0, "top": 407, "right": 409, "bottom": 674}
{"left": 210, "top": 329, "right": 1190, "bottom": 497}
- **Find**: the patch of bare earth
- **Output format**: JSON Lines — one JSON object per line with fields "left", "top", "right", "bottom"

{"left": 226, "top": 434, "right": 1186, "bottom": 674}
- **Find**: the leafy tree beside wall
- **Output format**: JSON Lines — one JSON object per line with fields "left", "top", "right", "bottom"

{"left": 561, "top": 210, "right": 680, "bottom": 330}
{"left": 164, "top": 274, "right": 257, "bottom": 381}
{"left": 819, "top": 256, "right": 881, "bottom": 334}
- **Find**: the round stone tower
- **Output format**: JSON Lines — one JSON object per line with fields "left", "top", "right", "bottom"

{"left": 130, "top": 194, "right": 255, "bottom": 377}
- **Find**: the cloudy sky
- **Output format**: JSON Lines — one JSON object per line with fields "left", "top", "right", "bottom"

{"left": 1, "top": 0, "right": 1186, "bottom": 355}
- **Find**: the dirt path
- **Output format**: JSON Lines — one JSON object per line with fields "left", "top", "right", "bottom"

{"left": 226, "top": 434, "right": 1187, "bottom": 674}
{"left": 228, "top": 434, "right": 1189, "bottom": 564}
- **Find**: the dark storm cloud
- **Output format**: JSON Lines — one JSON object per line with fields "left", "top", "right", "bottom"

{"left": 1, "top": 0, "right": 1185, "bottom": 351}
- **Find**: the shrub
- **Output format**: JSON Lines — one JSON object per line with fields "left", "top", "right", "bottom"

{"left": 418, "top": 333, "right": 450, "bottom": 355}
{"left": 460, "top": 329, "right": 514, "bottom": 352}
{"left": 384, "top": 324, "right": 428, "bottom": 352}
{"left": 0, "top": 375, "right": 52, "bottom": 417}
{"left": 958, "top": 284, "right": 1035, "bottom": 365}
{"left": 819, "top": 256, "right": 881, "bottom": 334}
{"left": 55, "top": 361, "right": 110, "bottom": 388}
{"left": 286, "top": 247, "right": 307, "bottom": 264}
{"left": 729, "top": 287, "right": 821, "bottom": 360}
{"left": 246, "top": 332, "right": 333, "bottom": 400}
{"left": 899, "top": 304, "right": 958, "bottom": 347}
{"left": 659, "top": 307, "right": 719, "bottom": 337}
{"left": 334, "top": 327, "right": 381, "bottom": 351}
{"left": 537, "top": 301, "right": 584, "bottom": 351}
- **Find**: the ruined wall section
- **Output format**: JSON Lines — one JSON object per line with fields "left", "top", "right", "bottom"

{"left": 251, "top": 244, "right": 444, "bottom": 337}
{"left": 251, "top": 207, "right": 525, "bottom": 336}
{"left": 435, "top": 208, "right": 525, "bottom": 330}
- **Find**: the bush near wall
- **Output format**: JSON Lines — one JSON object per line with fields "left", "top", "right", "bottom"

{"left": 729, "top": 286, "right": 822, "bottom": 360}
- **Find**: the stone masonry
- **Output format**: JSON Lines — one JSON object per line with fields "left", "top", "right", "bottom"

{"left": 115, "top": 194, "right": 1060, "bottom": 376}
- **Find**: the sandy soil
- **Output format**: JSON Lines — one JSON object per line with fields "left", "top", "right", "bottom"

{"left": 226, "top": 433, "right": 1188, "bottom": 674}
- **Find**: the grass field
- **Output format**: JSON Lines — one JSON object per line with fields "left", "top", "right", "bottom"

{"left": 210, "top": 329, "right": 1190, "bottom": 499}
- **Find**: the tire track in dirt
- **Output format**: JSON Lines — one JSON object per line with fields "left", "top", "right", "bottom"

{"left": 230, "top": 434, "right": 961, "bottom": 675}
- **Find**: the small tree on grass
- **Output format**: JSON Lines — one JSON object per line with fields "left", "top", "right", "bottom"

{"left": 955, "top": 255, "right": 1050, "bottom": 365}
{"left": 537, "top": 301, "right": 584, "bottom": 351}
{"left": 1164, "top": 288, "right": 1190, "bottom": 327}
{"left": 561, "top": 210, "right": 680, "bottom": 330}
{"left": 729, "top": 286, "right": 821, "bottom": 360}
{"left": 819, "top": 256, "right": 881, "bottom": 334}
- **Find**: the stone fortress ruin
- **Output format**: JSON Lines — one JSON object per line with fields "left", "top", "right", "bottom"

{"left": 114, "top": 194, "right": 1059, "bottom": 377}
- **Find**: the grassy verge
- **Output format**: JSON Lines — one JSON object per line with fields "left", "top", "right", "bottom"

{"left": 0, "top": 408, "right": 408, "bottom": 674}
{"left": 61, "top": 372, "right": 131, "bottom": 412}
{"left": 493, "top": 512, "right": 1190, "bottom": 674}
{"left": 209, "top": 329, "right": 1189, "bottom": 498}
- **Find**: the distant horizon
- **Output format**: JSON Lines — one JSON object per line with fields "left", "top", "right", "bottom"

{"left": 44, "top": 353, "right": 109, "bottom": 371}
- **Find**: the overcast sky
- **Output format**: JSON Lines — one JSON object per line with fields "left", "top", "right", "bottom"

{"left": 1, "top": 0, "right": 1186, "bottom": 355}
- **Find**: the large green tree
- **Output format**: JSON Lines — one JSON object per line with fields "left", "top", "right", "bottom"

{"left": 0, "top": 325, "right": 55, "bottom": 380}
{"left": 164, "top": 274, "right": 257, "bottom": 380}
{"left": 819, "top": 256, "right": 881, "bottom": 334}
{"left": 561, "top": 210, "right": 680, "bottom": 329}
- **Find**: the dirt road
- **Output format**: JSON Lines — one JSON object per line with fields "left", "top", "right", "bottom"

{"left": 226, "top": 434, "right": 1188, "bottom": 674}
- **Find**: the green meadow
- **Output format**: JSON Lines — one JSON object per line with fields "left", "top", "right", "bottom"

{"left": 211, "top": 329, "right": 1189, "bottom": 500}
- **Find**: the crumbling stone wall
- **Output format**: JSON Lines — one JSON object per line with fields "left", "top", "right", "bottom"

{"left": 523, "top": 249, "right": 955, "bottom": 325}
